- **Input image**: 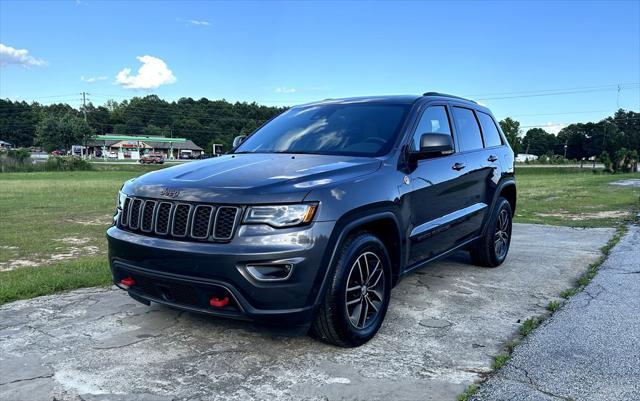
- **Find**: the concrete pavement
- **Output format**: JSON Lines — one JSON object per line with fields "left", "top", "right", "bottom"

{"left": 0, "top": 224, "right": 615, "bottom": 401}
{"left": 472, "top": 225, "right": 640, "bottom": 401}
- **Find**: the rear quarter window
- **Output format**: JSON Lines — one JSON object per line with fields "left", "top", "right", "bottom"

{"left": 477, "top": 111, "right": 503, "bottom": 148}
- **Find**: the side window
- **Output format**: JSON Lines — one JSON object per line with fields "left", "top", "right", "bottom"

{"left": 452, "top": 107, "right": 484, "bottom": 152}
{"left": 477, "top": 111, "right": 503, "bottom": 147}
{"left": 412, "top": 106, "right": 452, "bottom": 151}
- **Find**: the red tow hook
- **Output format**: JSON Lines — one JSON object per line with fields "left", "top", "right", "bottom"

{"left": 209, "top": 296, "right": 229, "bottom": 307}
{"left": 120, "top": 277, "right": 136, "bottom": 287}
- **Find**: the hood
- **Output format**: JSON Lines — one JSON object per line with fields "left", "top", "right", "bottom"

{"left": 123, "top": 153, "right": 381, "bottom": 204}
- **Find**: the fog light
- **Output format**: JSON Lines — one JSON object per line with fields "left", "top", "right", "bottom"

{"left": 246, "top": 264, "right": 293, "bottom": 281}
{"left": 120, "top": 277, "right": 135, "bottom": 287}
{"left": 209, "top": 296, "right": 229, "bottom": 307}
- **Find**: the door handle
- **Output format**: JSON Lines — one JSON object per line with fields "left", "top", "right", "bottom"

{"left": 452, "top": 162, "right": 466, "bottom": 171}
{"left": 487, "top": 155, "right": 498, "bottom": 162}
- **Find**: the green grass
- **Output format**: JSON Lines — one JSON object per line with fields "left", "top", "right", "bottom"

{"left": 0, "top": 256, "right": 111, "bottom": 304}
{"left": 0, "top": 166, "right": 637, "bottom": 306}
{"left": 546, "top": 300, "right": 561, "bottom": 312}
{"left": 491, "top": 353, "right": 511, "bottom": 370}
{"left": 515, "top": 167, "right": 639, "bottom": 228}
{"left": 457, "top": 384, "right": 479, "bottom": 401}
{"left": 520, "top": 317, "right": 543, "bottom": 337}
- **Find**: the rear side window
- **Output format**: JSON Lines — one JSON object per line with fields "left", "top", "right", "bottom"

{"left": 452, "top": 107, "right": 483, "bottom": 152}
{"left": 412, "top": 105, "right": 452, "bottom": 150}
{"left": 477, "top": 112, "right": 503, "bottom": 147}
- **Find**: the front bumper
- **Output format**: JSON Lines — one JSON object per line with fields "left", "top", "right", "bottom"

{"left": 107, "top": 221, "right": 335, "bottom": 325}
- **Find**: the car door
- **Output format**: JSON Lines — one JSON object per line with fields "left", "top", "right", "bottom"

{"left": 406, "top": 104, "right": 471, "bottom": 267}
{"left": 449, "top": 105, "right": 494, "bottom": 238}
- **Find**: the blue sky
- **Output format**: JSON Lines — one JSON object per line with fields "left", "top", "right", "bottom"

{"left": 1, "top": 0, "right": 639, "bottom": 133}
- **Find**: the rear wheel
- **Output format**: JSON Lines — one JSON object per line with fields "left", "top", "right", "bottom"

{"left": 310, "top": 232, "right": 391, "bottom": 347}
{"left": 470, "top": 197, "right": 513, "bottom": 267}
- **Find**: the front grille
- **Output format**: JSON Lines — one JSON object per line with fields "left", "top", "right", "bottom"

{"left": 118, "top": 196, "right": 240, "bottom": 243}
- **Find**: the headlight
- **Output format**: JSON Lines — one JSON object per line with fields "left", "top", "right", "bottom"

{"left": 243, "top": 204, "right": 317, "bottom": 228}
{"left": 116, "top": 190, "right": 126, "bottom": 209}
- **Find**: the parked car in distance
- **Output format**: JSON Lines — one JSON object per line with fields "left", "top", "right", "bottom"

{"left": 107, "top": 152, "right": 118, "bottom": 159}
{"left": 139, "top": 153, "right": 165, "bottom": 164}
{"left": 50, "top": 149, "right": 66, "bottom": 156}
{"left": 109, "top": 92, "right": 516, "bottom": 347}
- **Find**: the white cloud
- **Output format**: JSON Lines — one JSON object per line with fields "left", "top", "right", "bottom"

{"left": 274, "top": 87, "right": 297, "bottom": 94}
{"left": 115, "top": 55, "right": 177, "bottom": 89}
{"left": 544, "top": 122, "right": 565, "bottom": 135}
{"left": 188, "top": 19, "right": 211, "bottom": 26}
{"left": 0, "top": 43, "right": 47, "bottom": 68}
{"left": 81, "top": 75, "right": 108, "bottom": 83}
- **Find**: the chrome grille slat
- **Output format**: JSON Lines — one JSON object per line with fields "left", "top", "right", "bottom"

{"left": 119, "top": 196, "right": 240, "bottom": 242}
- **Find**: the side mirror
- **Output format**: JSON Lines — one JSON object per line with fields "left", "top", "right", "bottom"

{"left": 232, "top": 135, "right": 247, "bottom": 148}
{"left": 413, "top": 133, "right": 454, "bottom": 159}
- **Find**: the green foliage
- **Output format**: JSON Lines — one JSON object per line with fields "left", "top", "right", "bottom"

{"left": 499, "top": 117, "right": 521, "bottom": 155}
{"left": 0, "top": 257, "right": 111, "bottom": 304}
{"left": 457, "top": 384, "right": 479, "bottom": 401}
{"left": 599, "top": 150, "right": 613, "bottom": 172}
{"left": 546, "top": 300, "right": 561, "bottom": 312}
{"left": 492, "top": 353, "right": 511, "bottom": 370}
{"left": 520, "top": 317, "right": 543, "bottom": 336}
{"left": 6, "top": 147, "right": 31, "bottom": 161}
{"left": 522, "top": 127, "right": 556, "bottom": 156}
{"left": 44, "top": 156, "right": 93, "bottom": 171}
{"left": 35, "top": 113, "right": 94, "bottom": 151}
{"left": 0, "top": 155, "right": 93, "bottom": 173}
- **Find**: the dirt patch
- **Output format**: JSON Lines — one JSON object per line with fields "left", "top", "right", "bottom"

{"left": 535, "top": 210, "right": 629, "bottom": 220}
{"left": 0, "top": 244, "right": 102, "bottom": 272}
{"left": 609, "top": 179, "right": 640, "bottom": 188}
{"left": 66, "top": 215, "right": 113, "bottom": 226}
{"left": 56, "top": 237, "right": 91, "bottom": 245}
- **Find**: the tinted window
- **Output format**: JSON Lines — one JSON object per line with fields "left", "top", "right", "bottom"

{"left": 412, "top": 106, "right": 452, "bottom": 151}
{"left": 477, "top": 112, "right": 503, "bottom": 147}
{"left": 452, "top": 107, "right": 483, "bottom": 151}
{"left": 235, "top": 104, "right": 410, "bottom": 157}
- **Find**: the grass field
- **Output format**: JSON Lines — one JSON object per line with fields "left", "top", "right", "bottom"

{"left": 0, "top": 166, "right": 638, "bottom": 304}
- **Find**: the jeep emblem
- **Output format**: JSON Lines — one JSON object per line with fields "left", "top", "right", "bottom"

{"left": 160, "top": 187, "right": 181, "bottom": 198}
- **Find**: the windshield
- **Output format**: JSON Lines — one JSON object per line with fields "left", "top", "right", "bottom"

{"left": 235, "top": 103, "right": 410, "bottom": 157}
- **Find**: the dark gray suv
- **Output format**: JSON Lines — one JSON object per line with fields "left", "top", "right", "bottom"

{"left": 108, "top": 92, "right": 515, "bottom": 347}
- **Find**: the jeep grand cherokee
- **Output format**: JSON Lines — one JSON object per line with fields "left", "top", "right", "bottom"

{"left": 108, "top": 92, "right": 516, "bottom": 347}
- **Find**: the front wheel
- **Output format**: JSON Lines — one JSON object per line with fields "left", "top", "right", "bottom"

{"left": 470, "top": 197, "right": 513, "bottom": 267}
{"left": 310, "top": 232, "right": 391, "bottom": 347}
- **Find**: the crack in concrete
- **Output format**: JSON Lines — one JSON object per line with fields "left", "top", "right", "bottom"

{"left": 0, "top": 373, "right": 54, "bottom": 386}
{"left": 508, "top": 364, "right": 572, "bottom": 401}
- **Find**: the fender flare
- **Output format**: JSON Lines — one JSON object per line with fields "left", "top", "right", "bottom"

{"left": 308, "top": 207, "right": 404, "bottom": 308}
{"left": 482, "top": 178, "right": 516, "bottom": 236}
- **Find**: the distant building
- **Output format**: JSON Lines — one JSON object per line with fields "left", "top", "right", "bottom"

{"left": 86, "top": 135, "right": 204, "bottom": 160}
{"left": 515, "top": 153, "right": 538, "bottom": 162}
{"left": 0, "top": 140, "right": 13, "bottom": 150}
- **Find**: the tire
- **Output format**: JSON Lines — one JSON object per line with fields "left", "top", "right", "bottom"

{"left": 310, "top": 232, "right": 392, "bottom": 347}
{"left": 470, "top": 197, "right": 513, "bottom": 267}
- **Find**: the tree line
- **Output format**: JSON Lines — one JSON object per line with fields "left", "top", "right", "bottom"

{"left": 0, "top": 96, "right": 285, "bottom": 153}
{"left": 498, "top": 109, "right": 639, "bottom": 172}
{"left": 0, "top": 96, "right": 638, "bottom": 170}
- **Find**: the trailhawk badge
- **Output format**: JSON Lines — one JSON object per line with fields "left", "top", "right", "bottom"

{"left": 160, "top": 187, "right": 181, "bottom": 198}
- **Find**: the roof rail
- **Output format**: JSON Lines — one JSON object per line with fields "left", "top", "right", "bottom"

{"left": 422, "top": 92, "right": 477, "bottom": 103}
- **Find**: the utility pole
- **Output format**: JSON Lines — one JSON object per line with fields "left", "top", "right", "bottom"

{"left": 81, "top": 92, "right": 88, "bottom": 122}
{"left": 81, "top": 92, "right": 89, "bottom": 158}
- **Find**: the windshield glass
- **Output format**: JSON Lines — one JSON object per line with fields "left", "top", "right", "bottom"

{"left": 235, "top": 103, "right": 410, "bottom": 157}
